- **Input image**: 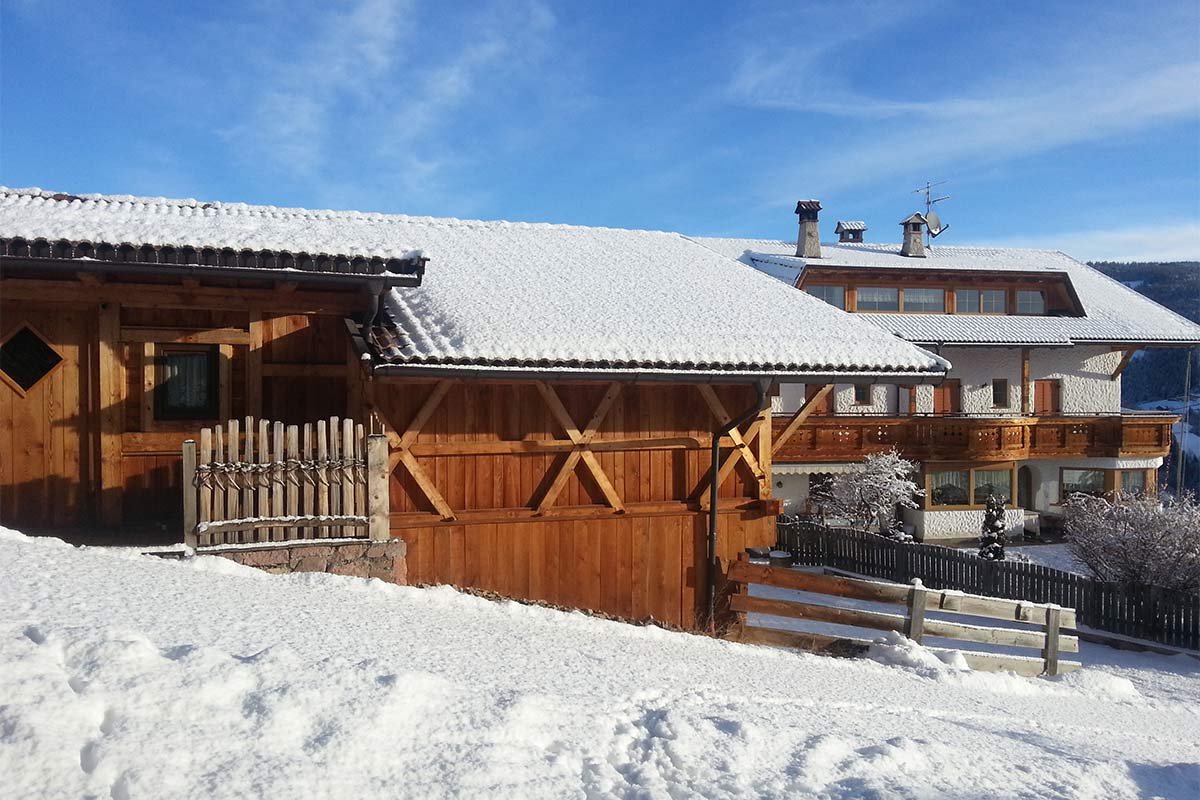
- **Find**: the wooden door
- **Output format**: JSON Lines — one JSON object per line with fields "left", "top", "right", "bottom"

{"left": 0, "top": 302, "right": 98, "bottom": 529}
{"left": 933, "top": 379, "right": 961, "bottom": 415}
{"left": 805, "top": 383, "right": 833, "bottom": 416}
{"left": 1033, "top": 379, "right": 1061, "bottom": 416}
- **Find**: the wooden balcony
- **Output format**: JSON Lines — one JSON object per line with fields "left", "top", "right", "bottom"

{"left": 772, "top": 413, "right": 1177, "bottom": 464}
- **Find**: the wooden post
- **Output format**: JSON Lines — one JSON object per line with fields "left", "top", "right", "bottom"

{"left": 199, "top": 427, "right": 213, "bottom": 546}
{"left": 213, "top": 423, "right": 226, "bottom": 544}
{"left": 317, "top": 420, "right": 330, "bottom": 537}
{"left": 341, "top": 418, "right": 355, "bottom": 520}
{"left": 242, "top": 417, "right": 255, "bottom": 521}
{"left": 367, "top": 434, "right": 390, "bottom": 541}
{"left": 272, "top": 422, "right": 285, "bottom": 541}
{"left": 98, "top": 302, "right": 124, "bottom": 525}
{"left": 1020, "top": 347, "right": 1031, "bottom": 416}
{"left": 1044, "top": 604, "right": 1061, "bottom": 676}
{"left": 257, "top": 418, "right": 269, "bottom": 535}
{"left": 286, "top": 425, "right": 300, "bottom": 540}
{"left": 182, "top": 439, "right": 198, "bottom": 549}
{"left": 906, "top": 579, "right": 927, "bottom": 643}
{"left": 247, "top": 311, "right": 263, "bottom": 418}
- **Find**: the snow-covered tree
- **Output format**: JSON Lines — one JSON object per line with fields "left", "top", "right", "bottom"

{"left": 827, "top": 449, "right": 922, "bottom": 538}
{"left": 978, "top": 495, "right": 1007, "bottom": 560}
{"left": 1062, "top": 492, "right": 1200, "bottom": 592}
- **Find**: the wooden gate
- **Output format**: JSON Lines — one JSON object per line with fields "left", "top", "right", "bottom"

{"left": 181, "top": 417, "right": 389, "bottom": 548}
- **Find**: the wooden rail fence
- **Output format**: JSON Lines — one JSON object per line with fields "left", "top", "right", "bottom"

{"left": 777, "top": 519, "right": 1200, "bottom": 651}
{"left": 182, "top": 417, "right": 390, "bottom": 548}
{"left": 724, "top": 554, "right": 1080, "bottom": 676}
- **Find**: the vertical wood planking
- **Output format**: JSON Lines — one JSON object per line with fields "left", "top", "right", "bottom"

{"left": 218, "top": 344, "right": 232, "bottom": 423}
{"left": 302, "top": 423, "right": 314, "bottom": 538}
{"left": 198, "top": 428, "right": 213, "bottom": 543}
{"left": 212, "top": 424, "right": 226, "bottom": 545}
{"left": 98, "top": 302, "right": 123, "bottom": 525}
{"left": 226, "top": 418, "right": 240, "bottom": 527}
{"left": 257, "top": 419, "right": 269, "bottom": 534}
{"left": 329, "top": 416, "right": 341, "bottom": 520}
{"left": 242, "top": 417, "right": 255, "bottom": 521}
{"left": 140, "top": 342, "right": 155, "bottom": 431}
{"left": 286, "top": 425, "right": 300, "bottom": 539}
{"left": 317, "top": 420, "right": 330, "bottom": 537}
{"left": 341, "top": 418, "right": 355, "bottom": 525}
{"left": 272, "top": 422, "right": 284, "bottom": 540}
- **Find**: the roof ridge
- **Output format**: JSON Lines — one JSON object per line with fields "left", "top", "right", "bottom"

{"left": 0, "top": 186, "right": 686, "bottom": 239}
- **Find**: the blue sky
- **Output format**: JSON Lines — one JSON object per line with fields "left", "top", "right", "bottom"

{"left": 2, "top": 0, "right": 1198, "bottom": 260}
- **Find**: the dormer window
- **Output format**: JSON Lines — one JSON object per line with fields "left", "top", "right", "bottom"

{"left": 1017, "top": 290, "right": 1046, "bottom": 315}
{"left": 808, "top": 285, "right": 845, "bottom": 309}
{"left": 857, "top": 287, "right": 899, "bottom": 311}
{"left": 902, "top": 288, "right": 944, "bottom": 312}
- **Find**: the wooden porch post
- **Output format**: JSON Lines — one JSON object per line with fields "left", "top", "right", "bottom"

{"left": 98, "top": 302, "right": 123, "bottom": 525}
{"left": 367, "top": 433, "right": 390, "bottom": 541}
{"left": 182, "top": 439, "right": 198, "bottom": 548}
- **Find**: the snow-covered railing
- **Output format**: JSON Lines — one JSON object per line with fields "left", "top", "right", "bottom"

{"left": 181, "top": 417, "right": 390, "bottom": 549}
{"left": 722, "top": 554, "right": 1080, "bottom": 677}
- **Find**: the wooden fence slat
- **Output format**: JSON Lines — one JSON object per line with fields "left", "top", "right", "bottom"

{"left": 317, "top": 420, "right": 330, "bottom": 538}
{"left": 226, "top": 418, "right": 240, "bottom": 535}
{"left": 272, "top": 422, "right": 285, "bottom": 541}
{"left": 213, "top": 424, "right": 226, "bottom": 545}
{"left": 257, "top": 419, "right": 269, "bottom": 525}
{"left": 355, "top": 423, "right": 366, "bottom": 517}
{"left": 286, "top": 425, "right": 300, "bottom": 540}
{"left": 182, "top": 439, "right": 198, "bottom": 549}
{"left": 302, "top": 423, "right": 314, "bottom": 539}
{"left": 242, "top": 417, "right": 254, "bottom": 523}
{"left": 342, "top": 418, "right": 355, "bottom": 527}
{"left": 329, "top": 416, "right": 341, "bottom": 521}
{"left": 198, "top": 428, "right": 213, "bottom": 537}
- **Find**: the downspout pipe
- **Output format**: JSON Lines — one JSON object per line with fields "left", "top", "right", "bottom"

{"left": 707, "top": 378, "right": 771, "bottom": 629}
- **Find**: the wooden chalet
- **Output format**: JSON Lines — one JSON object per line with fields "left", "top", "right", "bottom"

{"left": 0, "top": 188, "right": 947, "bottom": 628}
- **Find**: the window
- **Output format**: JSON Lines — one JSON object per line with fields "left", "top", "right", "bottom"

{"left": 0, "top": 324, "right": 64, "bottom": 395}
{"left": 992, "top": 378, "right": 1009, "bottom": 408}
{"left": 853, "top": 384, "right": 872, "bottom": 405}
{"left": 980, "top": 289, "right": 1007, "bottom": 313}
{"left": 809, "top": 285, "right": 845, "bottom": 309}
{"left": 1061, "top": 468, "right": 1105, "bottom": 498}
{"left": 857, "top": 287, "right": 899, "bottom": 311}
{"left": 902, "top": 288, "right": 945, "bottom": 312}
{"left": 1120, "top": 469, "right": 1147, "bottom": 495}
{"left": 955, "top": 289, "right": 980, "bottom": 313}
{"left": 973, "top": 468, "right": 1013, "bottom": 505}
{"left": 155, "top": 345, "right": 219, "bottom": 420}
{"left": 1016, "top": 290, "right": 1045, "bottom": 315}
{"left": 930, "top": 469, "right": 970, "bottom": 506}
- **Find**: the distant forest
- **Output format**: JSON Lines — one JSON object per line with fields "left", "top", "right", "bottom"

{"left": 1090, "top": 261, "right": 1199, "bottom": 494}
{"left": 1089, "top": 261, "right": 1199, "bottom": 407}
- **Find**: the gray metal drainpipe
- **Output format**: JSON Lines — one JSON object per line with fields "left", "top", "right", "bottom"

{"left": 707, "top": 378, "right": 771, "bottom": 629}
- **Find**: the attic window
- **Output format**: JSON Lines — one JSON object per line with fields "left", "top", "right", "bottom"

{"left": 0, "top": 324, "right": 64, "bottom": 396}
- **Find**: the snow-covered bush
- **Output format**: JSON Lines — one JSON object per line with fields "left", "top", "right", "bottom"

{"left": 827, "top": 449, "right": 922, "bottom": 537}
{"left": 1063, "top": 492, "right": 1200, "bottom": 592}
{"left": 978, "top": 495, "right": 1007, "bottom": 560}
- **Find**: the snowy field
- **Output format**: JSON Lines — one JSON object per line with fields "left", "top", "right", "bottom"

{"left": 2, "top": 528, "right": 1199, "bottom": 799}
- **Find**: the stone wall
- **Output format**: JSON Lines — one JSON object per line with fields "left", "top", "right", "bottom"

{"left": 213, "top": 539, "right": 407, "bottom": 584}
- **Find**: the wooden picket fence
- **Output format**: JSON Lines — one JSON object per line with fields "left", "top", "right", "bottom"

{"left": 724, "top": 554, "right": 1080, "bottom": 676}
{"left": 182, "top": 417, "right": 390, "bottom": 548}
{"left": 777, "top": 519, "right": 1200, "bottom": 650}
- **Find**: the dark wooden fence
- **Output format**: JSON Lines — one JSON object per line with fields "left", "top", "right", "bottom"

{"left": 776, "top": 519, "right": 1200, "bottom": 651}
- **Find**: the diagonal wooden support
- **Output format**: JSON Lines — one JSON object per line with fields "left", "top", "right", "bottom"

{"left": 698, "top": 385, "right": 766, "bottom": 486}
{"left": 697, "top": 418, "right": 765, "bottom": 508}
{"left": 375, "top": 379, "right": 457, "bottom": 520}
{"left": 1110, "top": 347, "right": 1140, "bottom": 381}
{"left": 772, "top": 384, "right": 833, "bottom": 455}
{"left": 535, "top": 381, "right": 625, "bottom": 513}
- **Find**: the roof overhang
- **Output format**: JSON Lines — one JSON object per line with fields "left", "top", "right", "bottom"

{"left": 367, "top": 362, "right": 948, "bottom": 385}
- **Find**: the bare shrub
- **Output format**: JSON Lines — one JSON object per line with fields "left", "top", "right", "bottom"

{"left": 1063, "top": 493, "right": 1200, "bottom": 592}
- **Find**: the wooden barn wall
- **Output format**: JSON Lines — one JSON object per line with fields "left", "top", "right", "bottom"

{"left": 0, "top": 300, "right": 97, "bottom": 529}
{"left": 375, "top": 379, "right": 777, "bottom": 628}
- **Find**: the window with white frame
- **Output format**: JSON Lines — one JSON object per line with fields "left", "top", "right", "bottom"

{"left": 1016, "top": 290, "right": 1046, "bottom": 315}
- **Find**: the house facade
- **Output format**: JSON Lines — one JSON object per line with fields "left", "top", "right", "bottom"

{"left": 696, "top": 203, "right": 1200, "bottom": 539}
{"left": 0, "top": 187, "right": 948, "bottom": 628}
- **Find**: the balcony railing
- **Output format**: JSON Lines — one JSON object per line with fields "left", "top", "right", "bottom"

{"left": 772, "top": 412, "right": 1177, "bottom": 464}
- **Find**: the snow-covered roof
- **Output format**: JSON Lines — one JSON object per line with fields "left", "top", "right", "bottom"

{"left": 0, "top": 187, "right": 425, "bottom": 263}
{"left": 835, "top": 221, "right": 866, "bottom": 232}
{"left": 0, "top": 188, "right": 950, "bottom": 378}
{"left": 692, "top": 237, "right": 1200, "bottom": 346}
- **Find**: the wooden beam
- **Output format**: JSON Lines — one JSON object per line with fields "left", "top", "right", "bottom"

{"left": 698, "top": 418, "right": 764, "bottom": 508}
{"left": 98, "top": 303, "right": 123, "bottom": 525}
{"left": 399, "top": 450, "right": 456, "bottom": 520}
{"left": 140, "top": 342, "right": 155, "bottom": 432}
{"left": 119, "top": 326, "right": 250, "bottom": 345}
{"left": 535, "top": 382, "right": 625, "bottom": 513}
{"left": 246, "top": 311, "right": 263, "bottom": 418}
{"left": 406, "top": 435, "right": 715, "bottom": 456}
{"left": 1110, "top": 347, "right": 1140, "bottom": 381}
{"left": 698, "top": 385, "right": 766, "bottom": 485}
{"left": 1, "top": 278, "right": 367, "bottom": 314}
{"left": 218, "top": 344, "right": 232, "bottom": 422}
{"left": 374, "top": 380, "right": 456, "bottom": 519}
{"left": 772, "top": 384, "right": 833, "bottom": 455}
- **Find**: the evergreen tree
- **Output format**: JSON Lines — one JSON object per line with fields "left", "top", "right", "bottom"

{"left": 978, "top": 495, "right": 1007, "bottom": 561}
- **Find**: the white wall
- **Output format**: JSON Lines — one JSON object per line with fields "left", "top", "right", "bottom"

{"left": 1030, "top": 346, "right": 1123, "bottom": 414}
{"left": 774, "top": 383, "right": 897, "bottom": 415}
{"left": 938, "top": 347, "right": 1022, "bottom": 414}
{"left": 902, "top": 506, "right": 1025, "bottom": 541}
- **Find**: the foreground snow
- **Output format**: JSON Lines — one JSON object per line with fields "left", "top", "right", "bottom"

{"left": 2, "top": 529, "right": 1198, "bottom": 799}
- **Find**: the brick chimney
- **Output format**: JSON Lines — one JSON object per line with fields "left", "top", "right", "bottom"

{"left": 795, "top": 200, "right": 822, "bottom": 258}
{"left": 835, "top": 220, "right": 866, "bottom": 243}
{"left": 900, "top": 213, "right": 926, "bottom": 258}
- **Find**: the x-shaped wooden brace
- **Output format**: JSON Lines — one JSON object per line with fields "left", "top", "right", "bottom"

{"left": 695, "top": 385, "right": 768, "bottom": 507}
{"left": 379, "top": 379, "right": 457, "bottom": 520}
{"left": 535, "top": 381, "right": 625, "bottom": 513}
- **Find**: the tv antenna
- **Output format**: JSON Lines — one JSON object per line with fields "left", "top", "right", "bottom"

{"left": 912, "top": 180, "right": 950, "bottom": 239}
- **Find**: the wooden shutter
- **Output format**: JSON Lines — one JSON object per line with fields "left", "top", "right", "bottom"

{"left": 1034, "top": 379, "right": 1061, "bottom": 415}
{"left": 934, "top": 379, "right": 961, "bottom": 415}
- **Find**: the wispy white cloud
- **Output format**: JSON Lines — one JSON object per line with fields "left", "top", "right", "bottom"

{"left": 987, "top": 221, "right": 1200, "bottom": 262}
{"left": 727, "top": 2, "right": 1200, "bottom": 199}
